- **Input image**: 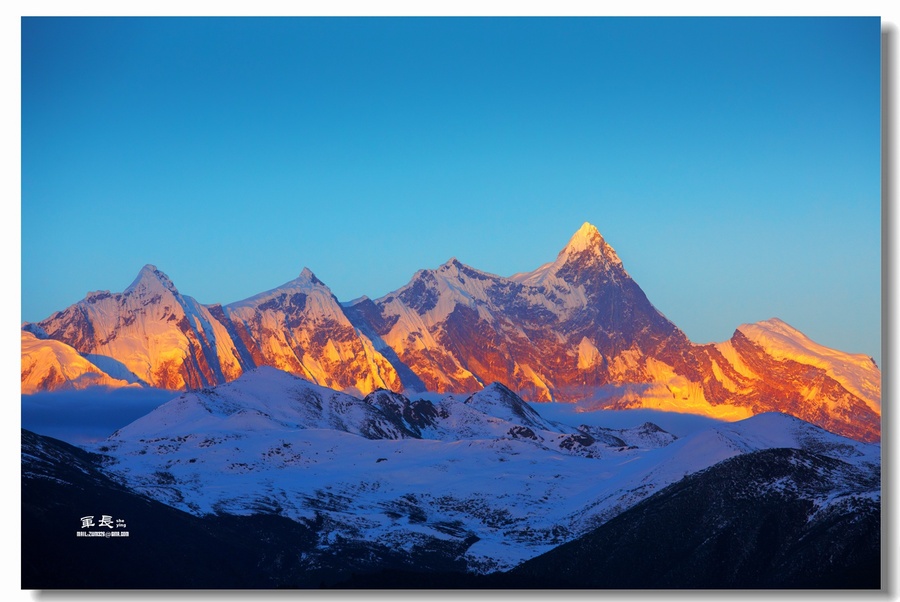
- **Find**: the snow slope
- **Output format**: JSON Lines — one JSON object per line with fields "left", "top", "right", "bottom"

{"left": 29, "top": 265, "right": 245, "bottom": 390}
{"left": 94, "top": 367, "right": 879, "bottom": 573}
{"left": 21, "top": 330, "right": 132, "bottom": 393}
{"left": 222, "top": 269, "right": 402, "bottom": 396}
{"left": 735, "top": 318, "right": 881, "bottom": 412}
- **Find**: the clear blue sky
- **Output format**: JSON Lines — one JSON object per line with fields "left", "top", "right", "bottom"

{"left": 21, "top": 17, "right": 882, "bottom": 364}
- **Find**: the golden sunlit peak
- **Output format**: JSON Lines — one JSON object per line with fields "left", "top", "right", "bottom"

{"left": 563, "top": 222, "right": 606, "bottom": 254}
{"left": 577, "top": 221, "right": 600, "bottom": 236}
{"left": 568, "top": 221, "right": 601, "bottom": 244}
{"left": 552, "top": 221, "right": 625, "bottom": 271}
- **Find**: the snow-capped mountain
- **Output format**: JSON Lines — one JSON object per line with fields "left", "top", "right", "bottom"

{"left": 110, "top": 366, "right": 418, "bottom": 442}
{"left": 217, "top": 268, "right": 402, "bottom": 396}
{"left": 23, "top": 266, "right": 401, "bottom": 398}
{"left": 90, "top": 368, "right": 879, "bottom": 574}
{"left": 21, "top": 330, "right": 134, "bottom": 393}
{"left": 345, "top": 222, "right": 691, "bottom": 402}
{"left": 693, "top": 318, "right": 882, "bottom": 444}
{"left": 22, "top": 222, "right": 881, "bottom": 442}
{"left": 21, "top": 223, "right": 882, "bottom": 587}
{"left": 346, "top": 223, "right": 881, "bottom": 442}
{"left": 25, "top": 266, "right": 246, "bottom": 390}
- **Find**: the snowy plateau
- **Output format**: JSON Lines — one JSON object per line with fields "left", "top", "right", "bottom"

{"left": 105, "top": 371, "right": 883, "bottom": 567}
{"left": 22, "top": 372, "right": 881, "bottom": 588}
{"left": 21, "top": 222, "right": 882, "bottom": 588}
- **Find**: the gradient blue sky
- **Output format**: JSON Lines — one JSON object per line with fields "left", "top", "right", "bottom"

{"left": 21, "top": 17, "right": 882, "bottom": 363}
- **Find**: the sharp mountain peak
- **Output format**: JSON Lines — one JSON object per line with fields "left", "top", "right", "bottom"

{"left": 558, "top": 221, "right": 623, "bottom": 266}
{"left": 297, "top": 266, "right": 324, "bottom": 285}
{"left": 567, "top": 221, "right": 603, "bottom": 248}
{"left": 124, "top": 264, "right": 180, "bottom": 297}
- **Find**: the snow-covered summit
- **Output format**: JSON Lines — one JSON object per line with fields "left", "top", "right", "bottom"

{"left": 20, "top": 330, "right": 133, "bottom": 393}
{"left": 562, "top": 222, "right": 619, "bottom": 261}
{"left": 342, "top": 295, "right": 370, "bottom": 308}
{"left": 30, "top": 264, "right": 245, "bottom": 390}
{"left": 225, "top": 267, "right": 330, "bottom": 310}
{"left": 511, "top": 222, "right": 625, "bottom": 287}
{"left": 223, "top": 270, "right": 402, "bottom": 396}
{"left": 337, "top": 222, "right": 881, "bottom": 443}
{"left": 111, "top": 365, "right": 414, "bottom": 441}
{"left": 124, "top": 264, "right": 180, "bottom": 297}
{"left": 374, "top": 256, "right": 502, "bottom": 324}
{"left": 734, "top": 318, "right": 881, "bottom": 413}
{"left": 704, "top": 411, "right": 879, "bottom": 468}
{"left": 464, "top": 383, "right": 558, "bottom": 432}
{"left": 352, "top": 223, "right": 671, "bottom": 400}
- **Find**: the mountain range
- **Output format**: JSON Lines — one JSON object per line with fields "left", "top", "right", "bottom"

{"left": 22, "top": 222, "right": 881, "bottom": 443}
{"left": 21, "top": 223, "right": 882, "bottom": 588}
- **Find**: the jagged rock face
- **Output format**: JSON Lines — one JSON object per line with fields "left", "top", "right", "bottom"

{"left": 693, "top": 328, "right": 882, "bottom": 443}
{"left": 362, "top": 389, "right": 440, "bottom": 438}
{"left": 349, "top": 224, "right": 696, "bottom": 403}
{"left": 30, "top": 265, "right": 246, "bottom": 390}
{"left": 219, "top": 269, "right": 403, "bottom": 397}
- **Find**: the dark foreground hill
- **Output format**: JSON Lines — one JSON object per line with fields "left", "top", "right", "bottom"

{"left": 23, "top": 429, "right": 880, "bottom": 589}
{"left": 21, "top": 429, "right": 468, "bottom": 589}
{"left": 336, "top": 448, "right": 881, "bottom": 589}
{"left": 502, "top": 448, "right": 880, "bottom": 589}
